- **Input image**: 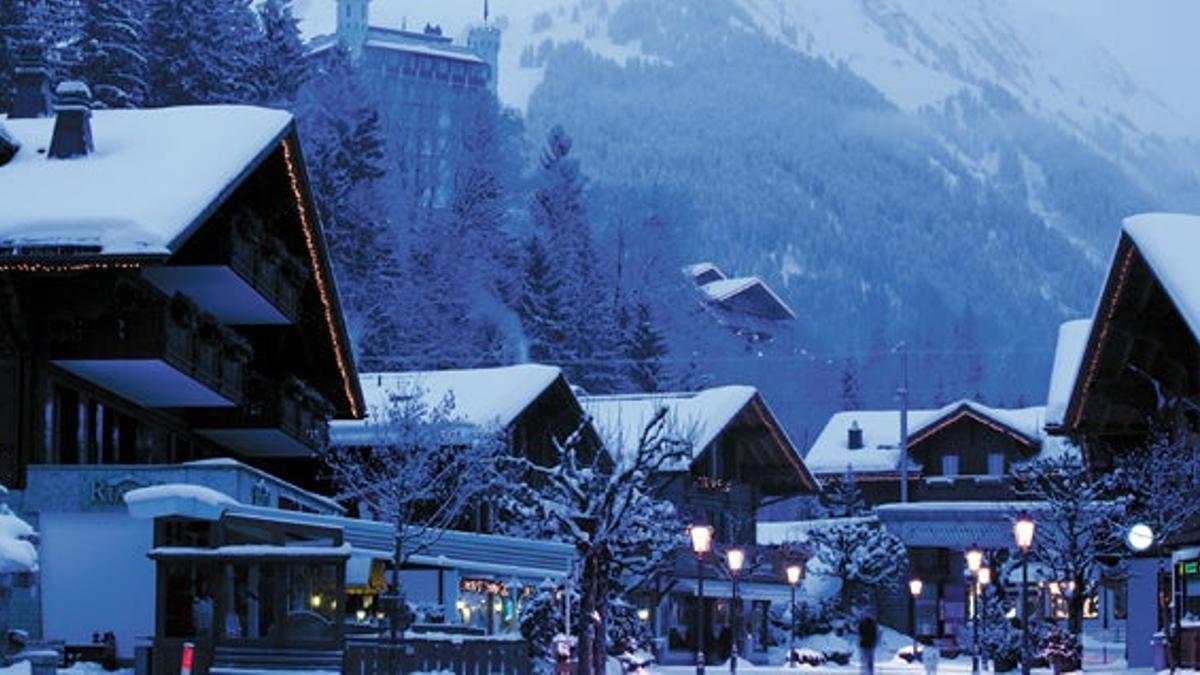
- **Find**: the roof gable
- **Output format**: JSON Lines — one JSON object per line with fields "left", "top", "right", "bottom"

{"left": 700, "top": 276, "right": 796, "bottom": 320}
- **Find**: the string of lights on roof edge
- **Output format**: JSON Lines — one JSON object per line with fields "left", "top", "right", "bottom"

{"left": 282, "top": 136, "right": 362, "bottom": 419}
{"left": 1069, "top": 241, "right": 1134, "bottom": 430}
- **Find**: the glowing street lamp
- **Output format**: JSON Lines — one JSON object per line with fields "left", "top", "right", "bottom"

{"left": 908, "top": 578, "right": 923, "bottom": 660}
{"left": 786, "top": 563, "right": 803, "bottom": 667}
{"left": 727, "top": 549, "right": 745, "bottom": 675}
{"left": 1014, "top": 513, "right": 1036, "bottom": 675}
{"left": 965, "top": 544, "right": 983, "bottom": 675}
{"left": 690, "top": 525, "right": 714, "bottom": 675}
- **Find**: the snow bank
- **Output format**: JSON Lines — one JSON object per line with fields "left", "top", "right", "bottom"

{"left": 0, "top": 485, "right": 37, "bottom": 575}
{"left": 0, "top": 106, "right": 291, "bottom": 256}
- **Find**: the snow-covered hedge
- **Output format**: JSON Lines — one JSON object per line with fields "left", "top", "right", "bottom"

{"left": 0, "top": 485, "right": 37, "bottom": 581}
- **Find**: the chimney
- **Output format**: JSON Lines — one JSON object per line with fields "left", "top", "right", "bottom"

{"left": 847, "top": 420, "right": 863, "bottom": 450}
{"left": 48, "top": 81, "right": 94, "bottom": 160}
{"left": 9, "top": 42, "right": 52, "bottom": 119}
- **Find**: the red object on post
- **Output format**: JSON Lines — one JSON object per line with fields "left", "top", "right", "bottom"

{"left": 181, "top": 642, "right": 195, "bottom": 675}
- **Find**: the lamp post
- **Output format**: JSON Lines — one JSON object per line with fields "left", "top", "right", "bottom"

{"left": 966, "top": 544, "right": 983, "bottom": 675}
{"left": 1015, "top": 513, "right": 1035, "bottom": 675}
{"left": 786, "top": 563, "right": 802, "bottom": 668}
{"left": 727, "top": 548, "right": 745, "bottom": 675}
{"left": 691, "top": 525, "right": 713, "bottom": 675}
{"left": 978, "top": 566, "right": 991, "bottom": 670}
{"left": 908, "top": 578, "right": 923, "bottom": 661}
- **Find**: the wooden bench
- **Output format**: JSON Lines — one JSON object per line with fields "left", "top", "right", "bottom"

{"left": 62, "top": 633, "right": 117, "bottom": 671}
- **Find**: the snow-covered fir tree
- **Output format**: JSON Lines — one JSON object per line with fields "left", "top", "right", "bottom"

{"left": 145, "top": 0, "right": 259, "bottom": 105}
{"left": 624, "top": 300, "right": 669, "bottom": 393}
{"left": 0, "top": 0, "right": 30, "bottom": 112}
{"left": 818, "top": 466, "right": 867, "bottom": 518}
{"left": 807, "top": 517, "right": 906, "bottom": 615}
{"left": 519, "top": 235, "right": 568, "bottom": 364}
{"left": 252, "top": 0, "right": 305, "bottom": 106}
{"left": 75, "top": 0, "right": 147, "bottom": 108}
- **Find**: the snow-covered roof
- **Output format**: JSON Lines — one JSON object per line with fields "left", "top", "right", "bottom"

{"left": 0, "top": 106, "right": 292, "bottom": 257}
{"left": 699, "top": 276, "right": 796, "bottom": 319}
{"left": 1123, "top": 213, "right": 1200, "bottom": 342}
{"left": 364, "top": 39, "right": 485, "bottom": 63}
{"left": 876, "top": 501, "right": 1053, "bottom": 548}
{"left": 805, "top": 400, "right": 1052, "bottom": 476}
{"left": 684, "top": 262, "right": 725, "bottom": 280}
{"left": 756, "top": 516, "right": 877, "bottom": 546}
{"left": 581, "top": 386, "right": 759, "bottom": 467}
{"left": 330, "top": 364, "right": 567, "bottom": 446}
{"left": 124, "top": 484, "right": 239, "bottom": 521}
{"left": 1045, "top": 319, "right": 1092, "bottom": 428}
{"left": 0, "top": 490, "right": 37, "bottom": 575}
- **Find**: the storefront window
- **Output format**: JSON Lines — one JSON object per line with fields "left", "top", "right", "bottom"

{"left": 162, "top": 561, "right": 215, "bottom": 639}
{"left": 222, "top": 564, "right": 279, "bottom": 640}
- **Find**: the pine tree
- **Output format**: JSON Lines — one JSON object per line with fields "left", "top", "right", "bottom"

{"left": 145, "top": 0, "right": 259, "bottom": 106}
{"left": 0, "top": 0, "right": 29, "bottom": 113}
{"left": 839, "top": 357, "right": 863, "bottom": 410}
{"left": 77, "top": 0, "right": 147, "bottom": 108}
{"left": 819, "top": 466, "right": 867, "bottom": 518}
{"left": 253, "top": 0, "right": 306, "bottom": 106}
{"left": 519, "top": 235, "right": 568, "bottom": 363}
{"left": 624, "top": 300, "right": 669, "bottom": 393}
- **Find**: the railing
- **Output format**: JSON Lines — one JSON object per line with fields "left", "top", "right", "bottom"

{"left": 343, "top": 634, "right": 529, "bottom": 675}
{"left": 226, "top": 211, "right": 308, "bottom": 323}
{"left": 52, "top": 282, "right": 251, "bottom": 403}
{"left": 192, "top": 373, "right": 332, "bottom": 452}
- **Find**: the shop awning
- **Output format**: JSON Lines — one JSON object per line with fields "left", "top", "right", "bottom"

{"left": 404, "top": 529, "right": 574, "bottom": 582}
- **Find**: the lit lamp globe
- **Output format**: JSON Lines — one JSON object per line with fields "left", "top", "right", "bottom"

{"left": 690, "top": 525, "right": 713, "bottom": 556}
{"left": 908, "top": 578, "right": 923, "bottom": 597}
{"left": 1014, "top": 514, "right": 1035, "bottom": 551}
{"left": 978, "top": 567, "right": 992, "bottom": 586}
{"left": 728, "top": 548, "right": 745, "bottom": 573}
{"left": 786, "top": 563, "right": 803, "bottom": 586}
{"left": 1127, "top": 523, "right": 1155, "bottom": 553}
{"left": 965, "top": 545, "right": 983, "bottom": 573}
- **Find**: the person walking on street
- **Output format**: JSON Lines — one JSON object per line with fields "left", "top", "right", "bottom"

{"left": 858, "top": 613, "right": 879, "bottom": 674}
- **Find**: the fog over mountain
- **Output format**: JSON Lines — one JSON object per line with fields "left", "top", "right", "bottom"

{"left": 297, "top": 0, "right": 1200, "bottom": 440}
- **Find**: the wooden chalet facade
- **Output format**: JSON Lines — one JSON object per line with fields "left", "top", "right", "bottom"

{"left": 804, "top": 400, "right": 1091, "bottom": 643}
{"left": 1053, "top": 213, "right": 1200, "bottom": 668}
{"left": 0, "top": 93, "right": 370, "bottom": 671}
{"left": 583, "top": 386, "right": 818, "bottom": 665}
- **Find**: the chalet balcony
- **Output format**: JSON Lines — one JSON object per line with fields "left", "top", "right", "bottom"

{"left": 51, "top": 286, "right": 250, "bottom": 408}
{"left": 193, "top": 373, "right": 333, "bottom": 457}
{"left": 142, "top": 210, "right": 309, "bottom": 325}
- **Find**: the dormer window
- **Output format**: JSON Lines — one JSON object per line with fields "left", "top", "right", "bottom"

{"left": 941, "top": 454, "right": 959, "bottom": 477}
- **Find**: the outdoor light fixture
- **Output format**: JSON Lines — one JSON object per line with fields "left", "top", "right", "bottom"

{"left": 1127, "top": 522, "right": 1154, "bottom": 552}
{"left": 966, "top": 544, "right": 983, "bottom": 573}
{"left": 637, "top": 608, "right": 650, "bottom": 622}
{"left": 1014, "top": 513, "right": 1035, "bottom": 552}
{"left": 1014, "top": 513, "right": 1036, "bottom": 675}
{"left": 978, "top": 567, "right": 992, "bottom": 586}
{"left": 690, "top": 524, "right": 714, "bottom": 555}
{"left": 909, "top": 578, "right": 923, "bottom": 597}
{"left": 356, "top": 609, "right": 367, "bottom": 622}
{"left": 727, "top": 548, "right": 745, "bottom": 573}
{"left": 310, "top": 594, "right": 322, "bottom": 609}
{"left": 786, "top": 563, "right": 802, "bottom": 586}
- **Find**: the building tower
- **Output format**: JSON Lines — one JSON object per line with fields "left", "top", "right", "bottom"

{"left": 336, "top": 0, "right": 370, "bottom": 59}
{"left": 467, "top": 2, "right": 501, "bottom": 94}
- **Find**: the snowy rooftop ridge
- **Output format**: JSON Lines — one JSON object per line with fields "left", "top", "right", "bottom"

{"left": 1122, "top": 213, "right": 1200, "bottom": 344}
{"left": 0, "top": 106, "right": 292, "bottom": 257}
{"left": 1045, "top": 318, "right": 1092, "bottom": 427}
{"left": 330, "top": 364, "right": 566, "bottom": 446}
{"left": 581, "top": 386, "right": 758, "bottom": 466}
{"left": 804, "top": 399, "right": 1065, "bottom": 475}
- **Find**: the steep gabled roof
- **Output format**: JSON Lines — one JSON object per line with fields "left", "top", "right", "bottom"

{"left": 0, "top": 106, "right": 364, "bottom": 418}
{"left": 330, "top": 364, "right": 568, "bottom": 446}
{"left": 0, "top": 106, "right": 290, "bottom": 257}
{"left": 1045, "top": 319, "right": 1091, "bottom": 428}
{"left": 581, "top": 387, "right": 818, "bottom": 493}
{"left": 700, "top": 276, "right": 796, "bottom": 320}
{"left": 806, "top": 400, "right": 1059, "bottom": 477}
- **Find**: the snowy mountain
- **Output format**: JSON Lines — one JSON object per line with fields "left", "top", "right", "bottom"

{"left": 294, "top": 0, "right": 1200, "bottom": 439}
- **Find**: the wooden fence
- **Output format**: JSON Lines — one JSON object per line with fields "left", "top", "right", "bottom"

{"left": 343, "top": 634, "right": 530, "bottom": 674}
